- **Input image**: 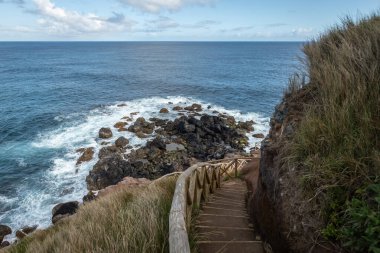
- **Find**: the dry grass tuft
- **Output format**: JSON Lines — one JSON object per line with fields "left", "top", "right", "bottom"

{"left": 5, "top": 176, "right": 178, "bottom": 253}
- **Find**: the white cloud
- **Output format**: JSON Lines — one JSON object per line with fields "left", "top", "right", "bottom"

{"left": 119, "top": 0, "right": 215, "bottom": 13}
{"left": 33, "top": 0, "right": 134, "bottom": 34}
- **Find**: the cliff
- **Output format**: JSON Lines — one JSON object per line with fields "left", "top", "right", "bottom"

{"left": 250, "top": 14, "right": 380, "bottom": 253}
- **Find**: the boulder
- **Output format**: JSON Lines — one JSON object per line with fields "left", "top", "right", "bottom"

{"left": 15, "top": 230, "right": 27, "bottom": 239}
{"left": 136, "top": 131, "right": 148, "bottom": 138}
{"left": 76, "top": 147, "right": 94, "bottom": 165}
{"left": 115, "top": 137, "right": 129, "bottom": 148}
{"left": 173, "top": 106, "right": 183, "bottom": 111}
{"left": 83, "top": 191, "right": 96, "bottom": 202}
{"left": 21, "top": 225, "right": 38, "bottom": 234}
{"left": 159, "top": 108, "right": 169, "bottom": 113}
{"left": 52, "top": 201, "right": 79, "bottom": 224}
{"left": 253, "top": 133, "right": 265, "bottom": 138}
{"left": 114, "top": 122, "right": 128, "bottom": 129}
{"left": 121, "top": 116, "right": 132, "bottom": 121}
{"left": 237, "top": 121, "right": 254, "bottom": 132}
{"left": 184, "top": 103, "right": 202, "bottom": 112}
{"left": 166, "top": 143, "right": 185, "bottom": 152}
{"left": 98, "top": 146, "right": 122, "bottom": 159}
{"left": 128, "top": 117, "right": 154, "bottom": 135}
{"left": 0, "top": 225, "right": 11, "bottom": 243}
{"left": 118, "top": 127, "right": 128, "bottom": 132}
{"left": 0, "top": 241, "right": 10, "bottom": 248}
{"left": 99, "top": 127, "right": 113, "bottom": 139}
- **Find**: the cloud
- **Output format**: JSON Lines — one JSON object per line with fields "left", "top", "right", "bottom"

{"left": 292, "top": 27, "right": 313, "bottom": 37}
{"left": 119, "top": 0, "right": 215, "bottom": 13}
{"left": 141, "top": 16, "right": 179, "bottom": 32}
{"left": 33, "top": 0, "right": 135, "bottom": 35}
{"left": 220, "top": 26, "right": 254, "bottom": 33}
{"left": 0, "top": 0, "right": 24, "bottom": 6}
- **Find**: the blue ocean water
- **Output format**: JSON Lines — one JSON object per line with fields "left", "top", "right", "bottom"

{"left": 0, "top": 42, "right": 302, "bottom": 235}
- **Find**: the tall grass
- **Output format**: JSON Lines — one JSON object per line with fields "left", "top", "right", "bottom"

{"left": 286, "top": 14, "right": 380, "bottom": 252}
{"left": 4, "top": 176, "right": 178, "bottom": 253}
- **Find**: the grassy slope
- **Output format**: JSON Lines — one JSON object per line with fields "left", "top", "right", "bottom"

{"left": 286, "top": 14, "right": 380, "bottom": 252}
{"left": 4, "top": 176, "right": 178, "bottom": 253}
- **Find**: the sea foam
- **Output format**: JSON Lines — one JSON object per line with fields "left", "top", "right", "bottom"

{"left": 2, "top": 96, "right": 269, "bottom": 240}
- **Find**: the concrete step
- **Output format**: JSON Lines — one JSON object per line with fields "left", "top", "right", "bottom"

{"left": 197, "top": 241, "right": 264, "bottom": 253}
{"left": 196, "top": 226, "right": 256, "bottom": 241}
{"left": 196, "top": 214, "right": 251, "bottom": 228}
{"left": 201, "top": 206, "right": 247, "bottom": 216}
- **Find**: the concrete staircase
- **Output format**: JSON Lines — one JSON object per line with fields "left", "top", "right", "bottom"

{"left": 195, "top": 180, "right": 264, "bottom": 253}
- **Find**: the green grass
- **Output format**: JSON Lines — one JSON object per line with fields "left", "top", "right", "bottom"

{"left": 285, "top": 13, "right": 380, "bottom": 252}
{"left": 4, "top": 175, "right": 178, "bottom": 253}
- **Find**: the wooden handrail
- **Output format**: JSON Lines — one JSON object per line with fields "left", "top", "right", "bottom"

{"left": 169, "top": 157, "right": 252, "bottom": 253}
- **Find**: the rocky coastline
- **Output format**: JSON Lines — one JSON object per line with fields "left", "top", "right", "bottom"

{"left": 0, "top": 103, "right": 264, "bottom": 248}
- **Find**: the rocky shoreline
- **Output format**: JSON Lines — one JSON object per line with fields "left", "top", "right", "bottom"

{"left": 0, "top": 103, "right": 264, "bottom": 248}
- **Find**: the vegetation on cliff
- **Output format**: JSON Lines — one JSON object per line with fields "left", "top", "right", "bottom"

{"left": 287, "top": 14, "right": 380, "bottom": 252}
{"left": 4, "top": 176, "right": 177, "bottom": 253}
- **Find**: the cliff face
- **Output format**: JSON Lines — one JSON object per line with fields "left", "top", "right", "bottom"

{"left": 250, "top": 88, "right": 339, "bottom": 253}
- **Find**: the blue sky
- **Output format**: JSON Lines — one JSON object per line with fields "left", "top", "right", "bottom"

{"left": 0, "top": 0, "right": 379, "bottom": 41}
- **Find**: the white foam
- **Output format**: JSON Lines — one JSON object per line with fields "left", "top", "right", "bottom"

{"left": 3, "top": 96, "right": 269, "bottom": 240}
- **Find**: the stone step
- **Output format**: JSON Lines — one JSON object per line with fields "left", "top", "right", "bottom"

{"left": 201, "top": 206, "right": 247, "bottom": 216}
{"left": 197, "top": 241, "right": 264, "bottom": 253}
{"left": 196, "top": 214, "right": 251, "bottom": 228}
{"left": 196, "top": 225, "right": 256, "bottom": 241}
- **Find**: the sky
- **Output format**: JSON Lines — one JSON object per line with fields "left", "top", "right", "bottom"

{"left": 0, "top": 0, "right": 379, "bottom": 41}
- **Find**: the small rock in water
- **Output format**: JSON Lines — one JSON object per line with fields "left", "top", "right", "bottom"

{"left": 76, "top": 147, "right": 94, "bottom": 165}
{"left": 252, "top": 133, "right": 265, "bottom": 138}
{"left": 60, "top": 187, "right": 75, "bottom": 196}
{"left": 173, "top": 106, "right": 183, "bottom": 111}
{"left": 159, "top": 108, "right": 169, "bottom": 113}
{"left": 168, "top": 102, "right": 173, "bottom": 104}
{"left": 130, "top": 112, "right": 139, "bottom": 116}
{"left": 118, "top": 127, "right": 128, "bottom": 132}
{"left": 115, "top": 136, "right": 129, "bottom": 148}
{"left": 117, "top": 103, "right": 127, "bottom": 107}
{"left": 184, "top": 103, "right": 202, "bottom": 112}
{"left": 121, "top": 116, "right": 132, "bottom": 121}
{"left": 99, "top": 128, "right": 113, "bottom": 139}
{"left": 114, "top": 122, "right": 128, "bottom": 129}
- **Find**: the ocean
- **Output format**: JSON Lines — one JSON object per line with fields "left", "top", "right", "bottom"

{"left": 0, "top": 42, "right": 302, "bottom": 237}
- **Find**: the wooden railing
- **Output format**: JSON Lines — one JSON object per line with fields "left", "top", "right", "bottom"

{"left": 169, "top": 157, "right": 252, "bottom": 253}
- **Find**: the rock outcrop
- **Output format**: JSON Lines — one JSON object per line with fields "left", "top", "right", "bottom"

{"left": 251, "top": 88, "right": 337, "bottom": 252}
{"left": 86, "top": 115, "right": 251, "bottom": 190}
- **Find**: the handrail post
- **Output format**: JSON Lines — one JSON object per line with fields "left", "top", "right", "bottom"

{"left": 234, "top": 159, "right": 238, "bottom": 178}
